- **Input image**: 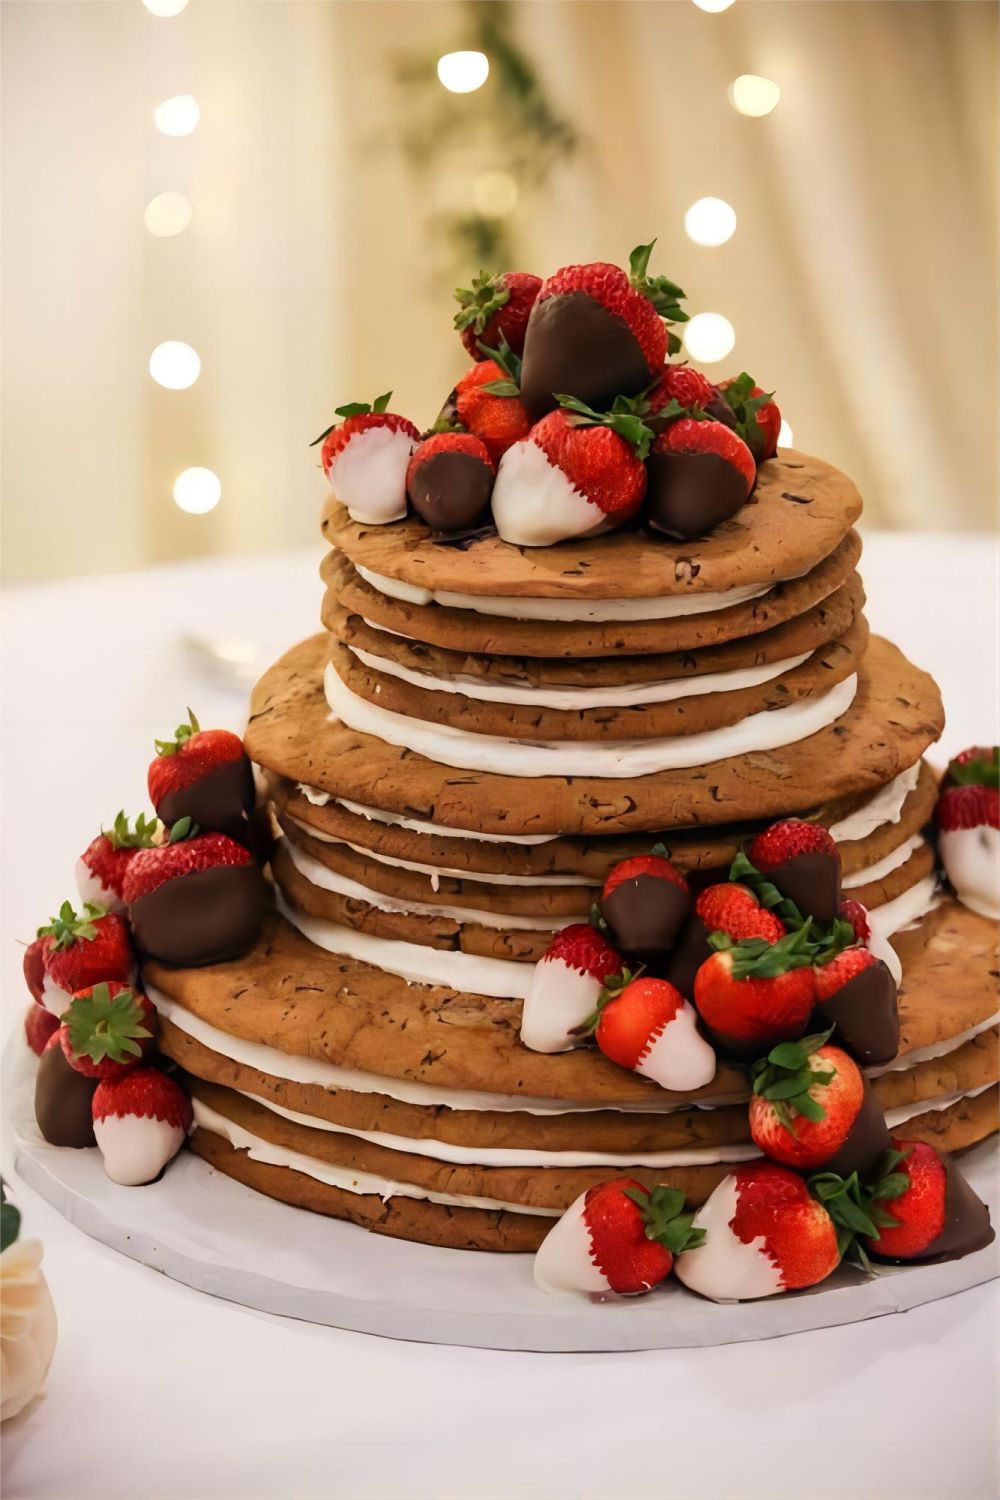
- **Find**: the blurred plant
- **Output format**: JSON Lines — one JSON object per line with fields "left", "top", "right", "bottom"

{"left": 391, "top": 0, "right": 581, "bottom": 274}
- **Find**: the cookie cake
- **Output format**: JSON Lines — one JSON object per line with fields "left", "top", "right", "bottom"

{"left": 20, "top": 246, "right": 999, "bottom": 1306}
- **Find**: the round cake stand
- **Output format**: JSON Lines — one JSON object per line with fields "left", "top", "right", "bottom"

{"left": 5, "top": 1044, "right": 997, "bottom": 1353}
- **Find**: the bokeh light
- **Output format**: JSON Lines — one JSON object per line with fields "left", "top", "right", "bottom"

{"left": 436, "top": 51, "right": 490, "bottom": 94}
{"left": 729, "top": 75, "right": 781, "bottom": 117}
{"left": 682, "top": 313, "right": 736, "bottom": 364}
{"left": 692, "top": 0, "right": 736, "bottom": 11}
{"left": 144, "top": 191, "right": 193, "bottom": 238}
{"left": 149, "top": 341, "right": 201, "bottom": 390}
{"left": 778, "top": 419, "right": 794, "bottom": 447}
{"left": 173, "top": 468, "right": 221, "bottom": 515}
{"left": 684, "top": 197, "right": 737, "bottom": 247}
{"left": 142, "top": 0, "right": 189, "bottom": 14}
{"left": 154, "top": 94, "right": 200, "bottom": 137}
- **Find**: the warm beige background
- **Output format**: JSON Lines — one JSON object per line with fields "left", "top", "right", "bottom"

{"left": 2, "top": 0, "right": 997, "bottom": 582}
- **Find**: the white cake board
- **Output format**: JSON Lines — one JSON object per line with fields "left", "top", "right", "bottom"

{"left": 5, "top": 1042, "right": 998, "bottom": 1352}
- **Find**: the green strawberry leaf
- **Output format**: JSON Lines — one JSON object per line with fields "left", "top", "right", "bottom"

{"left": 476, "top": 334, "right": 522, "bottom": 386}
{"left": 167, "top": 817, "right": 199, "bottom": 844}
{"left": 628, "top": 241, "right": 688, "bottom": 322}
{"left": 480, "top": 379, "right": 521, "bottom": 397}
{"left": 453, "top": 271, "right": 511, "bottom": 335}
{"left": 105, "top": 810, "right": 160, "bottom": 851}
{"left": 946, "top": 747, "right": 999, "bottom": 789}
{"left": 63, "top": 982, "right": 152, "bottom": 1065}
{"left": 154, "top": 708, "right": 201, "bottom": 758}
{"left": 37, "top": 899, "right": 104, "bottom": 950}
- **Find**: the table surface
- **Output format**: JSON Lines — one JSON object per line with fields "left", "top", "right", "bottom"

{"left": 2, "top": 531, "right": 998, "bottom": 1500}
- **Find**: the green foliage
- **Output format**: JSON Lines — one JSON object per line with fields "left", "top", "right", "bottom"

{"left": 37, "top": 900, "right": 103, "bottom": 950}
{"left": 1, "top": 1181, "right": 21, "bottom": 1254}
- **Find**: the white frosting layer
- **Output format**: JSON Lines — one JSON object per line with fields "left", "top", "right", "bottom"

{"left": 355, "top": 564, "right": 775, "bottom": 623}
{"left": 867, "top": 875, "right": 940, "bottom": 947}
{"left": 491, "top": 437, "right": 610, "bottom": 547}
{"left": 283, "top": 836, "right": 571, "bottom": 931}
{"left": 828, "top": 763, "right": 921, "bottom": 843}
{"left": 533, "top": 1194, "right": 610, "bottom": 1296}
{"left": 674, "top": 1176, "right": 784, "bottom": 1301}
{"left": 328, "top": 426, "right": 414, "bottom": 526}
{"left": 868, "top": 1011, "right": 1000, "bottom": 1076}
{"left": 300, "top": 788, "right": 556, "bottom": 845}
{"left": 634, "top": 1002, "right": 718, "bottom": 1093}
{"left": 192, "top": 1098, "right": 559, "bottom": 1217}
{"left": 883, "top": 1082, "right": 994, "bottom": 1129}
{"left": 347, "top": 643, "right": 811, "bottom": 711}
{"left": 939, "top": 825, "right": 1000, "bottom": 921}
{"left": 324, "top": 661, "right": 859, "bottom": 779}
{"left": 842, "top": 834, "right": 925, "bottom": 890}
{"left": 93, "top": 1114, "right": 185, "bottom": 1186}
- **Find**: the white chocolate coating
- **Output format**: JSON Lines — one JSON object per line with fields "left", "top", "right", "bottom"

{"left": 520, "top": 956, "right": 601, "bottom": 1054}
{"left": 328, "top": 426, "right": 415, "bottom": 526}
{"left": 533, "top": 1193, "right": 611, "bottom": 1295}
{"left": 634, "top": 1002, "right": 717, "bottom": 1093}
{"left": 93, "top": 1113, "right": 186, "bottom": 1186}
{"left": 939, "top": 825, "right": 1000, "bottom": 920}
{"left": 674, "top": 1176, "right": 784, "bottom": 1301}
{"left": 491, "top": 437, "right": 611, "bottom": 547}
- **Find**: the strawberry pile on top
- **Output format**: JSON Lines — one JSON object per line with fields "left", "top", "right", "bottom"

{"left": 21, "top": 710, "right": 271, "bottom": 1189}
{"left": 314, "top": 241, "right": 782, "bottom": 545}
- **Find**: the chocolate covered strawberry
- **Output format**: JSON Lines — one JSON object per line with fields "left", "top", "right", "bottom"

{"left": 935, "top": 781, "right": 999, "bottom": 921}
{"left": 519, "top": 242, "right": 685, "bottom": 417}
{"left": 491, "top": 405, "right": 648, "bottom": 547}
{"left": 149, "top": 711, "right": 256, "bottom": 848}
{"left": 447, "top": 350, "right": 533, "bottom": 465}
{"left": 35, "top": 1032, "right": 98, "bottom": 1148}
{"left": 694, "top": 927, "right": 817, "bottom": 1054}
{"left": 24, "top": 1003, "right": 59, "bottom": 1057}
{"left": 76, "top": 811, "right": 160, "bottom": 914}
{"left": 312, "top": 393, "right": 420, "bottom": 525}
{"left": 675, "top": 1161, "right": 840, "bottom": 1301}
{"left": 645, "top": 417, "right": 756, "bottom": 541}
{"left": 715, "top": 373, "right": 782, "bottom": 462}
{"left": 36, "top": 902, "right": 134, "bottom": 1017}
{"left": 749, "top": 1034, "right": 889, "bottom": 1175}
{"left": 92, "top": 1067, "right": 193, "bottom": 1185}
{"left": 863, "top": 1140, "right": 994, "bottom": 1263}
{"left": 748, "top": 819, "right": 842, "bottom": 924}
{"left": 838, "top": 898, "right": 871, "bottom": 945}
{"left": 406, "top": 433, "right": 495, "bottom": 535}
{"left": 453, "top": 270, "right": 542, "bottom": 359}
{"left": 590, "top": 976, "right": 717, "bottom": 1092}
{"left": 600, "top": 851, "right": 691, "bottom": 955}
{"left": 59, "top": 981, "right": 156, "bottom": 1081}
{"left": 942, "top": 744, "right": 999, "bottom": 790}
{"left": 534, "top": 1177, "right": 704, "bottom": 1297}
{"left": 520, "top": 923, "right": 623, "bottom": 1054}
{"left": 123, "top": 825, "right": 267, "bottom": 967}
{"left": 813, "top": 944, "right": 899, "bottom": 1066}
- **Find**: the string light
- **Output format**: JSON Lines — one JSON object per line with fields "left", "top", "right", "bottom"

{"left": 144, "top": 191, "right": 193, "bottom": 237}
{"left": 729, "top": 75, "right": 781, "bottom": 117}
{"left": 692, "top": 0, "right": 736, "bottom": 10}
{"left": 173, "top": 468, "right": 221, "bottom": 515}
{"left": 684, "top": 197, "right": 737, "bottom": 247}
{"left": 682, "top": 313, "right": 736, "bottom": 364}
{"left": 436, "top": 51, "right": 490, "bottom": 94}
{"left": 142, "top": 0, "right": 189, "bottom": 14}
{"left": 154, "top": 94, "right": 200, "bottom": 137}
{"left": 149, "top": 341, "right": 201, "bottom": 390}
{"left": 778, "top": 419, "right": 794, "bottom": 447}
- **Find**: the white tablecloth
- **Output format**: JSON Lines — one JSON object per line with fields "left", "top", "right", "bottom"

{"left": 2, "top": 532, "right": 998, "bottom": 1500}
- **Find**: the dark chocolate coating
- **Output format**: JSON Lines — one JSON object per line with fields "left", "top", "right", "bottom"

{"left": 408, "top": 451, "right": 494, "bottom": 535}
{"left": 821, "top": 1077, "right": 891, "bottom": 1178}
{"left": 661, "top": 914, "right": 712, "bottom": 1000}
{"left": 519, "top": 292, "right": 653, "bottom": 418}
{"left": 129, "top": 863, "right": 269, "bottom": 967}
{"left": 35, "top": 1043, "right": 98, "bottom": 1148}
{"left": 601, "top": 873, "right": 691, "bottom": 958}
{"left": 764, "top": 852, "right": 842, "bottom": 925}
{"left": 644, "top": 451, "right": 750, "bottom": 541}
{"left": 704, "top": 394, "right": 739, "bottom": 431}
{"left": 159, "top": 756, "right": 255, "bottom": 844}
{"left": 872, "top": 1152, "right": 996, "bottom": 1264}
{"left": 815, "top": 960, "right": 899, "bottom": 1066}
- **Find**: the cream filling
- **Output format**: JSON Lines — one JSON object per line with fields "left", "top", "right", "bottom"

{"left": 883, "top": 1082, "right": 994, "bottom": 1129}
{"left": 828, "top": 763, "right": 922, "bottom": 843}
{"left": 298, "top": 787, "right": 556, "bottom": 846}
{"left": 868, "top": 1012, "right": 1000, "bottom": 1077}
{"left": 282, "top": 836, "right": 573, "bottom": 931}
{"left": 346, "top": 643, "right": 811, "bottom": 711}
{"left": 354, "top": 564, "right": 776, "bottom": 623}
{"left": 324, "top": 662, "right": 859, "bottom": 779}
{"left": 842, "top": 834, "right": 926, "bottom": 890}
{"left": 867, "top": 875, "right": 940, "bottom": 946}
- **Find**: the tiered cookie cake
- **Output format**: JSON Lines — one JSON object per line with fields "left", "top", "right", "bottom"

{"left": 22, "top": 246, "right": 998, "bottom": 1300}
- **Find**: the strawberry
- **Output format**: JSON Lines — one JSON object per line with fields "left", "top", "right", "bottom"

{"left": 35, "top": 1032, "right": 98, "bottom": 1148}
{"left": 693, "top": 927, "right": 817, "bottom": 1054}
{"left": 23, "top": 937, "right": 48, "bottom": 1003}
{"left": 37, "top": 902, "right": 134, "bottom": 1017}
{"left": 654, "top": 417, "right": 757, "bottom": 493}
{"left": 675, "top": 1161, "right": 840, "bottom": 1300}
{"left": 59, "top": 981, "right": 157, "bottom": 1080}
{"left": 749, "top": 1034, "right": 889, "bottom": 1174}
{"left": 520, "top": 923, "right": 623, "bottom": 1054}
{"left": 534, "top": 1177, "right": 704, "bottom": 1297}
{"left": 122, "top": 828, "right": 267, "bottom": 966}
{"left": 934, "top": 783, "right": 999, "bottom": 921}
{"left": 748, "top": 819, "right": 842, "bottom": 924}
{"left": 310, "top": 393, "right": 420, "bottom": 525}
{"left": 491, "top": 406, "right": 648, "bottom": 547}
{"left": 450, "top": 356, "right": 532, "bottom": 465}
{"left": 695, "top": 884, "right": 786, "bottom": 944}
{"left": 838, "top": 898, "right": 871, "bottom": 945}
{"left": 591, "top": 976, "right": 717, "bottom": 1093}
{"left": 76, "top": 811, "right": 160, "bottom": 914}
{"left": 519, "top": 241, "right": 685, "bottom": 417}
{"left": 715, "top": 373, "right": 782, "bottom": 462}
{"left": 453, "top": 270, "right": 542, "bottom": 359}
{"left": 863, "top": 1140, "right": 995, "bottom": 1263}
{"left": 647, "top": 364, "right": 717, "bottom": 415}
{"left": 148, "top": 710, "right": 256, "bottom": 847}
{"left": 645, "top": 417, "right": 756, "bottom": 541}
{"left": 24, "top": 1003, "right": 59, "bottom": 1057}
{"left": 92, "top": 1067, "right": 193, "bottom": 1185}
{"left": 405, "top": 432, "right": 495, "bottom": 535}
{"left": 942, "top": 745, "right": 999, "bottom": 790}
{"left": 600, "top": 851, "right": 691, "bottom": 954}
{"left": 813, "top": 944, "right": 899, "bottom": 1065}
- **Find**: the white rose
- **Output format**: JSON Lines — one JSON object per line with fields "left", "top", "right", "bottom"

{"left": 1, "top": 1239, "right": 57, "bottom": 1422}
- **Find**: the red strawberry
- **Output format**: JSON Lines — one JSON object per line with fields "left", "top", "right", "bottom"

{"left": 748, "top": 819, "right": 842, "bottom": 924}
{"left": 453, "top": 270, "right": 542, "bottom": 359}
{"left": 534, "top": 1177, "right": 704, "bottom": 1297}
{"left": 813, "top": 944, "right": 899, "bottom": 1066}
{"left": 942, "top": 745, "right": 999, "bottom": 790}
{"left": 519, "top": 241, "right": 685, "bottom": 417}
{"left": 451, "top": 359, "right": 532, "bottom": 465}
{"left": 693, "top": 928, "right": 817, "bottom": 1054}
{"left": 838, "top": 898, "right": 871, "bottom": 945}
{"left": 645, "top": 417, "right": 756, "bottom": 541}
{"left": 864, "top": 1139, "right": 994, "bottom": 1262}
{"left": 716, "top": 373, "right": 782, "bottom": 462}
{"left": 405, "top": 432, "right": 495, "bottom": 535}
{"left": 655, "top": 417, "right": 756, "bottom": 493}
{"left": 593, "top": 976, "right": 716, "bottom": 1092}
{"left": 24, "top": 1003, "right": 59, "bottom": 1057}
{"left": 311, "top": 393, "right": 420, "bottom": 525}
{"left": 92, "top": 1067, "right": 193, "bottom": 1185}
{"left": 695, "top": 884, "right": 786, "bottom": 944}
{"left": 935, "top": 783, "right": 999, "bottom": 833}
{"left": 23, "top": 937, "right": 49, "bottom": 1003}
{"left": 520, "top": 923, "right": 623, "bottom": 1054}
{"left": 646, "top": 364, "right": 717, "bottom": 417}
{"left": 600, "top": 852, "right": 691, "bottom": 954}
{"left": 76, "top": 811, "right": 160, "bottom": 914}
{"left": 749, "top": 1036, "right": 888, "bottom": 1174}
{"left": 934, "top": 783, "right": 999, "bottom": 920}
{"left": 148, "top": 711, "right": 254, "bottom": 843}
{"left": 675, "top": 1161, "right": 840, "bottom": 1300}
{"left": 37, "top": 902, "right": 134, "bottom": 1016}
{"left": 123, "top": 830, "right": 267, "bottom": 966}
{"left": 59, "top": 981, "right": 157, "bottom": 1080}
{"left": 492, "top": 407, "right": 648, "bottom": 547}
